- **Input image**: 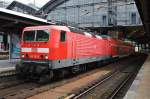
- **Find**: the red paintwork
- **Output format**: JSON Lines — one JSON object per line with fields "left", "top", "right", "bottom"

{"left": 20, "top": 25, "right": 134, "bottom": 61}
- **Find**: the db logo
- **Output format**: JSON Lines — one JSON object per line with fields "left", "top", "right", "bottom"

{"left": 32, "top": 48, "right": 37, "bottom": 52}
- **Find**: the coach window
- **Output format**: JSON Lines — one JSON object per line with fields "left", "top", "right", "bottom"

{"left": 60, "top": 31, "right": 66, "bottom": 42}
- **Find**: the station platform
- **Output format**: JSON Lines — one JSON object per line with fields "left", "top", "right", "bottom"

{"left": 124, "top": 53, "right": 150, "bottom": 99}
{"left": 0, "top": 59, "right": 19, "bottom": 73}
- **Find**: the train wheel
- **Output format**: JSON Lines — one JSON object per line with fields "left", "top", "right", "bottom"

{"left": 38, "top": 75, "right": 49, "bottom": 84}
{"left": 59, "top": 69, "right": 68, "bottom": 78}
{"left": 16, "top": 64, "right": 27, "bottom": 80}
{"left": 71, "top": 65, "right": 80, "bottom": 74}
{"left": 96, "top": 61, "right": 103, "bottom": 68}
{"left": 81, "top": 65, "right": 86, "bottom": 72}
{"left": 16, "top": 73, "right": 26, "bottom": 80}
{"left": 84, "top": 65, "right": 87, "bottom": 71}
{"left": 38, "top": 70, "right": 54, "bottom": 84}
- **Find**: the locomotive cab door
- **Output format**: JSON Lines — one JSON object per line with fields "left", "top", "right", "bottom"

{"left": 71, "top": 33, "right": 77, "bottom": 65}
{"left": 59, "top": 30, "right": 67, "bottom": 59}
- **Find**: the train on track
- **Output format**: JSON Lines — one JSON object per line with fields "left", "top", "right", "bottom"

{"left": 16, "top": 25, "right": 134, "bottom": 82}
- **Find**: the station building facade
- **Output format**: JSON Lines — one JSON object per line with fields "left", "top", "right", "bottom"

{"left": 46, "top": 0, "right": 142, "bottom": 28}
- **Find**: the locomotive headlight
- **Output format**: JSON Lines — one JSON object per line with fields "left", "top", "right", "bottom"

{"left": 21, "top": 54, "right": 25, "bottom": 58}
{"left": 45, "top": 55, "right": 48, "bottom": 59}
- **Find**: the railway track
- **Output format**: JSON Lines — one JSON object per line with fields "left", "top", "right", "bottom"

{"left": 0, "top": 71, "right": 19, "bottom": 90}
{"left": 0, "top": 67, "right": 113, "bottom": 99}
{"left": 66, "top": 71, "right": 120, "bottom": 99}
{"left": 0, "top": 69, "right": 16, "bottom": 79}
{"left": 0, "top": 65, "right": 113, "bottom": 98}
{"left": 64, "top": 54, "right": 147, "bottom": 99}
{"left": 108, "top": 56, "right": 145, "bottom": 99}
{"left": 64, "top": 70, "right": 129, "bottom": 99}
{"left": 0, "top": 53, "right": 146, "bottom": 99}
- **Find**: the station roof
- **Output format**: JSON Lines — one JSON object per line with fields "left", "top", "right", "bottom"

{"left": 38, "top": 0, "right": 68, "bottom": 14}
{"left": 38, "top": 0, "right": 146, "bottom": 43}
{"left": 0, "top": 8, "right": 53, "bottom": 33}
{"left": 7, "top": 1, "right": 38, "bottom": 12}
{"left": 135, "top": 0, "right": 150, "bottom": 43}
{"left": 89, "top": 25, "right": 145, "bottom": 43}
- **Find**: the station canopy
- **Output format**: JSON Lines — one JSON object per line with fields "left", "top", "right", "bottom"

{"left": 0, "top": 8, "right": 53, "bottom": 33}
{"left": 135, "top": 0, "right": 150, "bottom": 43}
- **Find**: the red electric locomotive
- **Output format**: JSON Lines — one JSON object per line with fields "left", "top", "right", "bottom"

{"left": 16, "top": 25, "right": 134, "bottom": 81}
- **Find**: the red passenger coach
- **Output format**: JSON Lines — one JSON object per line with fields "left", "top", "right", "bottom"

{"left": 16, "top": 25, "right": 134, "bottom": 81}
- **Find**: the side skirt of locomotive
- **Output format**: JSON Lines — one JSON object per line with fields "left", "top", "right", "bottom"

{"left": 51, "top": 56, "right": 111, "bottom": 69}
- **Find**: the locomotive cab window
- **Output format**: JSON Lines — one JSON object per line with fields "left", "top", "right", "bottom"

{"left": 23, "top": 31, "right": 35, "bottom": 41}
{"left": 60, "top": 31, "right": 66, "bottom": 42}
{"left": 23, "top": 29, "right": 49, "bottom": 42}
{"left": 36, "top": 30, "right": 49, "bottom": 41}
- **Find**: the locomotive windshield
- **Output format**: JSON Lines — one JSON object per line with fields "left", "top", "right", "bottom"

{"left": 23, "top": 31, "right": 35, "bottom": 41}
{"left": 36, "top": 30, "right": 49, "bottom": 41}
{"left": 23, "top": 30, "right": 49, "bottom": 42}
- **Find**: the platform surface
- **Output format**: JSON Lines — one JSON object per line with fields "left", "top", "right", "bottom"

{"left": 124, "top": 53, "right": 150, "bottom": 99}
{"left": 0, "top": 59, "right": 19, "bottom": 73}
